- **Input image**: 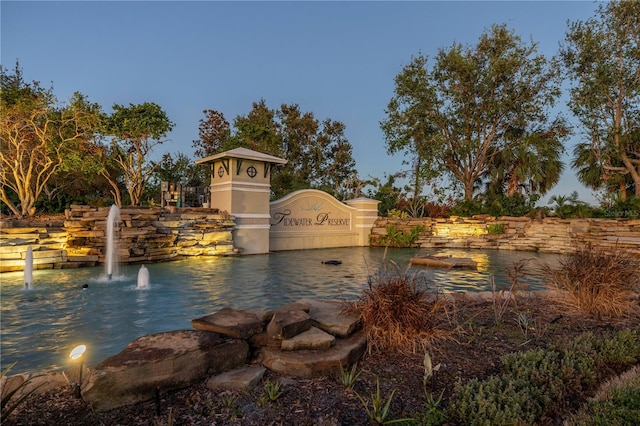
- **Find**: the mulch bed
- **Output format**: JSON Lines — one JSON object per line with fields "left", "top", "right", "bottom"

{"left": 4, "top": 296, "right": 639, "bottom": 426}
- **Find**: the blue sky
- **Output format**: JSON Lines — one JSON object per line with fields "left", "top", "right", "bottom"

{"left": 2, "top": 1, "right": 602, "bottom": 204}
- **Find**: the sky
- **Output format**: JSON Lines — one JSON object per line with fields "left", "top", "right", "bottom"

{"left": 2, "top": 1, "right": 603, "bottom": 205}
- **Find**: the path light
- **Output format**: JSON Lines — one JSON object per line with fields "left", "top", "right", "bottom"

{"left": 69, "top": 344, "right": 86, "bottom": 398}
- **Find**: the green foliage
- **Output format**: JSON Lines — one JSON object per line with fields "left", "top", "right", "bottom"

{"left": 451, "top": 193, "right": 539, "bottom": 217}
{"left": 103, "top": 102, "right": 174, "bottom": 206}
{"left": 258, "top": 379, "right": 283, "bottom": 406}
{"left": 417, "top": 390, "right": 447, "bottom": 426}
{"left": 562, "top": 0, "right": 640, "bottom": 199}
{"left": 387, "top": 209, "right": 410, "bottom": 219}
{"left": 548, "top": 191, "right": 592, "bottom": 218}
{"left": 447, "top": 330, "right": 640, "bottom": 425}
{"left": 355, "top": 377, "right": 413, "bottom": 424}
{"left": 338, "top": 362, "right": 362, "bottom": 389}
{"left": 486, "top": 223, "right": 504, "bottom": 235}
{"left": 564, "top": 329, "right": 640, "bottom": 371}
{"left": 597, "top": 329, "right": 640, "bottom": 368}
{"left": 1, "top": 62, "right": 102, "bottom": 217}
{"left": 223, "top": 99, "right": 357, "bottom": 200}
{"left": 447, "top": 375, "right": 541, "bottom": 425}
{"left": 383, "top": 24, "right": 567, "bottom": 201}
{"left": 569, "top": 366, "right": 640, "bottom": 426}
{"left": 596, "top": 195, "right": 640, "bottom": 219}
{"left": 379, "top": 225, "right": 426, "bottom": 248}
{"left": 501, "top": 348, "right": 595, "bottom": 416}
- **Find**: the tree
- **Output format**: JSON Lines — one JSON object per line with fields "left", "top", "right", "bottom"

{"left": 228, "top": 100, "right": 357, "bottom": 199}
{"left": 192, "top": 109, "right": 231, "bottom": 158}
{"left": 381, "top": 54, "right": 441, "bottom": 200}
{"left": 561, "top": 0, "right": 640, "bottom": 198}
{"left": 383, "top": 24, "right": 568, "bottom": 200}
{"left": 101, "top": 102, "right": 174, "bottom": 206}
{"left": 153, "top": 152, "right": 208, "bottom": 187}
{"left": 487, "top": 120, "right": 567, "bottom": 197}
{"left": 0, "top": 63, "right": 101, "bottom": 217}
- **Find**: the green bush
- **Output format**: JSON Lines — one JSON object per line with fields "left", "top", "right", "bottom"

{"left": 597, "top": 329, "right": 640, "bottom": 369}
{"left": 570, "top": 366, "right": 640, "bottom": 426}
{"left": 379, "top": 225, "right": 426, "bottom": 248}
{"left": 486, "top": 223, "right": 505, "bottom": 235}
{"left": 447, "top": 375, "right": 541, "bottom": 425}
{"left": 501, "top": 348, "right": 595, "bottom": 416}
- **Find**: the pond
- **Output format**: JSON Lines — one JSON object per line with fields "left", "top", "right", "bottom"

{"left": 0, "top": 246, "right": 561, "bottom": 374}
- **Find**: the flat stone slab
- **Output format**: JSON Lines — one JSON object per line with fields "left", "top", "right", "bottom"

{"left": 192, "top": 307, "right": 263, "bottom": 339}
{"left": 82, "top": 330, "right": 248, "bottom": 412}
{"left": 266, "top": 309, "right": 312, "bottom": 339}
{"left": 296, "top": 299, "right": 361, "bottom": 337}
{"left": 206, "top": 365, "right": 266, "bottom": 391}
{"left": 281, "top": 326, "right": 336, "bottom": 351}
{"left": 261, "top": 330, "right": 367, "bottom": 378}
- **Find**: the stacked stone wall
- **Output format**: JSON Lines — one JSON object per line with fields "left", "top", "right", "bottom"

{"left": 0, "top": 205, "right": 238, "bottom": 273}
{"left": 371, "top": 216, "right": 640, "bottom": 257}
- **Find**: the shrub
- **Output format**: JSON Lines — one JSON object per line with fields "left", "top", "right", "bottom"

{"left": 346, "top": 267, "right": 451, "bottom": 354}
{"left": 447, "top": 375, "right": 541, "bottom": 425}
{"left": 597, "top": 329, "right": 640, "bottom": 369}
{"left": 379, "top": 225, "right": 426, "bottom": 248}
{"left": 486, "top": 223, "right": 505, "bottom": 235}
{"left": 542, "top": 244, "right": 640, "bottom": 318}
{"left": 569, "top": 366, "right": 640, "bottom": 426}
{"left": 501, "top": 348, "right": 595, "bottom": 417}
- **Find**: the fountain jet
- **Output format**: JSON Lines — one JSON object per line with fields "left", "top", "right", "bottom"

{"left": 136, "top": 265, "right": 150, "bottom": 290}
{"left": 24, "top": 246, "right": 33, "bottom": 290}
{"left": 105, "top": 205, "right": 121, "bottom": 280}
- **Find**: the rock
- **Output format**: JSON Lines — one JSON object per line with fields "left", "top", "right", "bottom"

{"left": 261, "top": 330, "right": 367, "bottom": 378}
{"left": 266, "top": 309, "right": 312, "bottom": 339}
{"left": 297, "top": 299, "right": 361, "bottom": 337}
{"left": 206, "top": 365, "right": 266, "bottom": 391}
{"left": 82, "top": 330, "right": 248, "bottom": 412}
{"left": 281, "top": 326, "right": 336, "bottom": 351}
{"left": 249, "top": 332, "right": 282, "bottom": 349}
{"left": 192, "top": 308, "right": 263, "bottom": 339}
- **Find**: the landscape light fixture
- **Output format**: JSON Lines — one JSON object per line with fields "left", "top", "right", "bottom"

{"left": 69, "top": 345, "right": 86, "bottom": 398}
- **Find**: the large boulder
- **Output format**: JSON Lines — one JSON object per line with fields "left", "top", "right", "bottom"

{"left": 82, "top": 330, "right": 248, "bottom": 412}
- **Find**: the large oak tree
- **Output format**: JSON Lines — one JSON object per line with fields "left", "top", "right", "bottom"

{"left": 562, "top": 0, "right": 640, "bottom": 199}
{"left": 382, "top": 24, "right": 568, "bottom": 201}
{"left": 0, "top": 63, "right": 101, "bottom": 217}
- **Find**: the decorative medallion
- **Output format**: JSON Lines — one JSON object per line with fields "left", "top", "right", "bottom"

{"left": 247, "top": 165, "right": 257, "bottom": 178}
{"left": 218, "top": 166, "right": 224, "bottom": 178}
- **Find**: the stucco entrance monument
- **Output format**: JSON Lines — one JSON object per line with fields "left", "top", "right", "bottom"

{"left": 197, "top": 148, "right": 379, "bottom": 254}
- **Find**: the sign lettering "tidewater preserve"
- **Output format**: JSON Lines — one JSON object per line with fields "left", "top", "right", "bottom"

{"left": 271, "top": 210, "right": 350, "bottom": 227}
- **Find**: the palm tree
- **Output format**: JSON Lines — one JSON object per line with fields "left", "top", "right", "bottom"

{"left": 487, "top": 125, "right": 566, "bottom": 198}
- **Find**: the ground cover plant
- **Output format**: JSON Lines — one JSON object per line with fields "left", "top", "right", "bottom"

{"left": 4, "top": 264, "right": 640, "bottom": 425}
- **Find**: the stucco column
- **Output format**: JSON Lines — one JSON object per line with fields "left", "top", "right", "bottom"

{"left": 345, "top": 197, "right": 380, "bottom": 246}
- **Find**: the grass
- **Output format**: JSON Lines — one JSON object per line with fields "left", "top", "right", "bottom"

{"left": 346, "top": 263, "right": 453, "bottom": 355}
{"left": 542, "top": 243, "right": 640, "bottom": 318}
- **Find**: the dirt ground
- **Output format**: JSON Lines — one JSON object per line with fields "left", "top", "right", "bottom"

{"left": 4, "top": 294, "right": 639, "bottom": 426}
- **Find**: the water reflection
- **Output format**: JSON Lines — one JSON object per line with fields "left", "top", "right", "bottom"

{"left": 0, "top": 247, "right": 561, "bottom": 374}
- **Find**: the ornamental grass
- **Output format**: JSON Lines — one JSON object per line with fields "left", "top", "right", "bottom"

{"left": 542, "top": 243, "right": 640, "bottom": 319}
{"left": 346, "top": 263, "right": 453, "bottom": 355}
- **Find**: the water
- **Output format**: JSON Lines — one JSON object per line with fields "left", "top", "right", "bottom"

{"left": 0, "top": 247, "right": 561, "bottom": 374}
